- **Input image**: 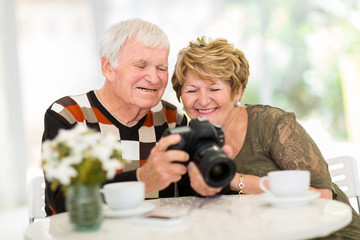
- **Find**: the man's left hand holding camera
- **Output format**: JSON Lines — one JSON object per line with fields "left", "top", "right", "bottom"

{"left": 137, "top": 134, "right": 189, "bottom": 194}
{"left": 138, "top": 133, "right": 232, "bottom": 197}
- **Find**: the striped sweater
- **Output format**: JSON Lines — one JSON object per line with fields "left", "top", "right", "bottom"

{"left": 42, "top": 90, "right": 190, "bottom": 216}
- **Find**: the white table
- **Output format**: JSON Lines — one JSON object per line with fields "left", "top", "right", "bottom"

{"left": 24, "top": 195, "right": 352, "bottom": 240}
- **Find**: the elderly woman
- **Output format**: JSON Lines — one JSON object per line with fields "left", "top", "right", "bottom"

{"left": 171, "top": 36, "right": 360, "bottom": 239}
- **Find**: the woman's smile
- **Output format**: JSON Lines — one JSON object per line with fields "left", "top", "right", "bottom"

{"left": 197, "top": 108, "right": 217, "bottom": 114}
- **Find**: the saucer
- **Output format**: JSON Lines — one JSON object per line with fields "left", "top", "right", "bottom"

{"left": 261, "top": 190, "right": 320, "bottom": 208}
{"left": 103, "top": 202, "right": 155, "bottom": 218}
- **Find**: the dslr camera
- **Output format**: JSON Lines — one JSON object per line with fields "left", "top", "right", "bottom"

{"left": 162, "top": 117, "right": 235, "bottom": 188}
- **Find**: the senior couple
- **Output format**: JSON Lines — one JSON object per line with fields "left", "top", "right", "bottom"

{"left": 42, "top": 19, "right": 359, "bottom": 239}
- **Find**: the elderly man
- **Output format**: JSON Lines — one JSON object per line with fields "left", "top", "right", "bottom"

{"left": 42, "top": 19, "right": 193, "bottom": 216}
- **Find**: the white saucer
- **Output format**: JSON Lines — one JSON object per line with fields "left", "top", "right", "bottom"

{"left": 261, "top": 190, "right": 320, "bottom": 208}
{"left": 103, "top": 202, "right": 155, "bottom": 218}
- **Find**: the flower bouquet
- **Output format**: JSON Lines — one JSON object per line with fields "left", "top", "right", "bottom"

{"left": 42, "top": 124, "right": 126, "bottom": 231}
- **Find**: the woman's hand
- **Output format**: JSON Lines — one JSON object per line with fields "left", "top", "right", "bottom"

{"left": 309, "top": 187, "right": 332, "bottom": 199}
{"left": 187, "top": 161, "right": 222, "bottom": 196}
{"left": 187, "top": 144, "right": 233, "bottom": 196}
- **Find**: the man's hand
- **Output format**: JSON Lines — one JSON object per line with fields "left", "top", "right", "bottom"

{"left": 138, "top": 134, "right": 189, "bottom": 193}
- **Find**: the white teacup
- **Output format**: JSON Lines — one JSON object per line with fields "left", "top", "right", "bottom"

{"left": 100, "top": 181, "right": 145, "bottom": 210}
{"left": 259, "top": 170, "right": 310, "bottom": 197}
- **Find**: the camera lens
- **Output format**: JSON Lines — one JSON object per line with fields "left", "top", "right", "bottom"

{"left": 163, "top": 117, "right": 235, "bottom": 188}
{"left": 207, "top": 161, "right": 233, "bottom": 187}
{"left": 210, "top": 163, "right": 227, "bottom": 179}
{"left": 196, "top": 144, "right": 235, "bottom": 188}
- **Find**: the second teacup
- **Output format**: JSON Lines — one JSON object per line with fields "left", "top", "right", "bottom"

{"left": 100, "top": 181, "right": 145, "bottom": 210}
{"left": 259, "top": 170, "right": 310, "bottom": 197}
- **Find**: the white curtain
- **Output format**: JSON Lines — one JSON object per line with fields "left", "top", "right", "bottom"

{"left": 0, "top": 0, "right": 27, "bottom": 208}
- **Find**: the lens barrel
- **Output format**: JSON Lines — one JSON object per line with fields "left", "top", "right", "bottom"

{"left": 195, "top": 144, "right": 235, "bottom": 188}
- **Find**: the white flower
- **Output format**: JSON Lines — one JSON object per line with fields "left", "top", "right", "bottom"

{"left": 42, "top": 125, "right": 127, "bottom": 188}
{"left": 103, "top": 159, "right": 122, "bottom": 179}
{"left": 43, "top": 162, "right": 78, "bottom": 185}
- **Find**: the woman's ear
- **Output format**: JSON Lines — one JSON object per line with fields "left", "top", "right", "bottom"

{"left": 100, "top": 57, "right": 114, "bottom": 82}
{"left": 234, "top": 89, "right": 243, "bottom": 107}
{"left": 235, "top": 89, "right": 243, "bottom": 101}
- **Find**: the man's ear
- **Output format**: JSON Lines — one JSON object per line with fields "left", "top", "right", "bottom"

{"left": 101, "top": 57, "right": 114, "bottom": 82}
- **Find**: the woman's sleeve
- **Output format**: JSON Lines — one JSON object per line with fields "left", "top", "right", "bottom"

{"left": 262, "top": 110, "right": 332, "bottom": 190}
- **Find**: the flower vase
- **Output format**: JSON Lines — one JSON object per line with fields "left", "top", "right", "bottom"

{"left": 66, "top": 184, "right": 103, "bottom": 232}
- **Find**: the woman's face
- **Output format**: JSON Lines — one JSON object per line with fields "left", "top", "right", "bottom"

{"left": 181, "top": 71, "right": 239, "bottom": 126}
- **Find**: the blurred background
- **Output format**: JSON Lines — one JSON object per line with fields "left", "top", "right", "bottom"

{"left": 1, "top": 0, "right": 359, "bottom": 239}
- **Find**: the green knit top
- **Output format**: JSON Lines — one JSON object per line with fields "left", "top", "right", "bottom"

{"left": 232, "top": 104, "right": 360, "bottom": 239}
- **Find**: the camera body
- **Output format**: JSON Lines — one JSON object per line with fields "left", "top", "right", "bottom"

{"left": 162, "top": 117, "right": 235, "bottom": 188}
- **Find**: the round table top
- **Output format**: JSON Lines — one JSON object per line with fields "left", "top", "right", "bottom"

{"left": 24, "top": 194, "right": 352, "bottom": 240}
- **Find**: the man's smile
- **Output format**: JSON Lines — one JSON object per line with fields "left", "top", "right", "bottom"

{"left": 137, "top": 87, "right": 157, "bottom": 93}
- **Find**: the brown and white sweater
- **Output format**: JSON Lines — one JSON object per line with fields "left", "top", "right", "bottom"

{"left": 42, "top": 90, "right": 190, "bottom": 216}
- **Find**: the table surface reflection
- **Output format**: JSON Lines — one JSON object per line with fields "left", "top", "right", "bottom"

{"left": 24, "top": 194, "right": 352, "bottom": 240}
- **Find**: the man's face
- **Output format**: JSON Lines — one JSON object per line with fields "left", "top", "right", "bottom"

{"left": 107, "top": 37, "right": 169, "bottom": 111}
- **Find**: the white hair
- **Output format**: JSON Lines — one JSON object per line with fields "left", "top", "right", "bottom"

{"left": 99, "top": 19, "right": 170, "bottom": 67}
